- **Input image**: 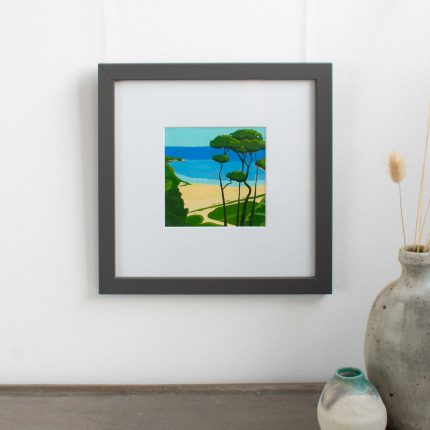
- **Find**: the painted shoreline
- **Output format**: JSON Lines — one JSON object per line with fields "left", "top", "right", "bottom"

{"left": 176, "top": 172, "right": 266, "bottom": 187}
{"left": 179, "top": 183, "right": 265, "bottom": 212}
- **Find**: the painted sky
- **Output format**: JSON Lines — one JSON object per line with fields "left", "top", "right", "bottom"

{"left": 165, "top": 127, "right": 266, "bottom": 147}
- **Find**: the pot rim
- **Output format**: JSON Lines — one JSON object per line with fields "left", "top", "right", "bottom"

{"left": 399, "top": 246, "right": 430, "bottom": 266}
{"left": 335, "top": 367, "right": 363, "bottom": 380}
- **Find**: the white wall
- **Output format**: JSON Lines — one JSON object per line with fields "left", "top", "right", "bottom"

{"left": 1, "top": 0, "right": 430, "bottom": 384}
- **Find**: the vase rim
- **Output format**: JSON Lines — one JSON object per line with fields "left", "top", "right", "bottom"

{"left": 335, "top": 367, "right": 363, "bottom": 380}
{"left": 399, "top": 246, "right": 430, "bottom": 266}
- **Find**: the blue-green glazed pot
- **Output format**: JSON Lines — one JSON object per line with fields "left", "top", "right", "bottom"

{"left": 317, "top": 367, "right": 387, "bottom": 430}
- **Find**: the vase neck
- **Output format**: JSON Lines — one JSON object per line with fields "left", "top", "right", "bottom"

{"left": 333, "top": 368, "right": 368, "bottom": 392}
{"left": 401, "top": 263, "right": 430, "bottom": 279}
{"left": 399, "top": 247, "right": 430, "bottom": 280}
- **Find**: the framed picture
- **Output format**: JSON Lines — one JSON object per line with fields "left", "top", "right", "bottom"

{"left": 98, "top": 63, "right": 332, "bottom": 294}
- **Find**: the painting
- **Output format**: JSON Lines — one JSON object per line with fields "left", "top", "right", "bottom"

{"left": 99, "top": 63, "right": 332, "bottom": 294}
{"left": 165, "top": 127, "right": 266, "bottom": 227}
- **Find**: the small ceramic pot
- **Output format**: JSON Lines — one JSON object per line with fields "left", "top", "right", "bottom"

{"left": 317, "top": 367, "right": 387, "bottom": 430}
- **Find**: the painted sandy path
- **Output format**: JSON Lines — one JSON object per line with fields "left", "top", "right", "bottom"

{"left": 179, "top": 183, "right": 265, "bottom": 225}
{"left": 179, "top": 183, "right": 265, "bottom": 212}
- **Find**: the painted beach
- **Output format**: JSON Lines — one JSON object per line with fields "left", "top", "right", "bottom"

{"left": 165, "top": 127, "right": 266, "bottom": 227}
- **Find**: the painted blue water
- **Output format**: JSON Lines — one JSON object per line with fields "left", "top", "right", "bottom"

{"left": 166, "top": 146, "right": 266, "bottom": 185}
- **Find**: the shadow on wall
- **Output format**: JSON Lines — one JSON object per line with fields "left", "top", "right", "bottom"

{"left": 77, "top": 71, "right": 99, "bottom": 298}
{"left": 78, "top": 69, "right": 329, "bottom": 308}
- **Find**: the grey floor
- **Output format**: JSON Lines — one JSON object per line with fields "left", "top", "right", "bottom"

{"left": 0, "top": 385, "right": 322, "bottom": 430}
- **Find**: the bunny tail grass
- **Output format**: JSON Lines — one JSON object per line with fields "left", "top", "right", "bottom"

{"left": 418, "top": 198, "right": 430, "bottom": 247}
{"left": 399, "top": 183, "right": 407, "bottom": 247}
{"left": 414, "top": 103, "right": 430, "bottom": 251}
{"left": 388, "top": 152, "right": 407, "bottom": 246}
{"left": 389, "top": 152, "right": 405, "bottom": 183}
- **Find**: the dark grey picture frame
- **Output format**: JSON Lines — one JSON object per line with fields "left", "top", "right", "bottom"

{"left": 98, "top": 63, "right": 332, "bottom": 294}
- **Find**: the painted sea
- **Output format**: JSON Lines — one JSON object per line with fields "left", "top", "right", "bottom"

{"left": 165, "top": 146, "right": 266, "bottom": 185}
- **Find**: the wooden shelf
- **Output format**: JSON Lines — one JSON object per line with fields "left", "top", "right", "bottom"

{"left": 0, "top": 383, "right": 323, "bottom": 429}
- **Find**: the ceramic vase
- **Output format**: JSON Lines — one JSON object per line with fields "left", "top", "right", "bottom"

{"left": 317, "top": 367, "right": 387, "bottom": 430}
{"left": 365, "top": 246, "right": 430, "bottom": 429}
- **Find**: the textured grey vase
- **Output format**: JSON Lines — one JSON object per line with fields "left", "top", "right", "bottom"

{"left": 317, "top": 367, "right": 387, "bottom": 430}
{"left": 365, "top": 246, "right": 430, "bottom": 429}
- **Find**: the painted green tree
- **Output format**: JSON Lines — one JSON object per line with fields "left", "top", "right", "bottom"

{"left": 210, "top": 129, "right": 265, "bottom": 227}
{"left": 210, "top": 135, "right": 236, "bottom": 226}
{"left": 165, "top": 157, "right": 188, "bottom": 226}
{"left": 249, "top": 157, "right": 265, "bottom": 226}
{"left": 226, "top": 170, "right": 247, "bottom": 226}
{"left": 229, "top": 130, "right": 265, "bottom": 226}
